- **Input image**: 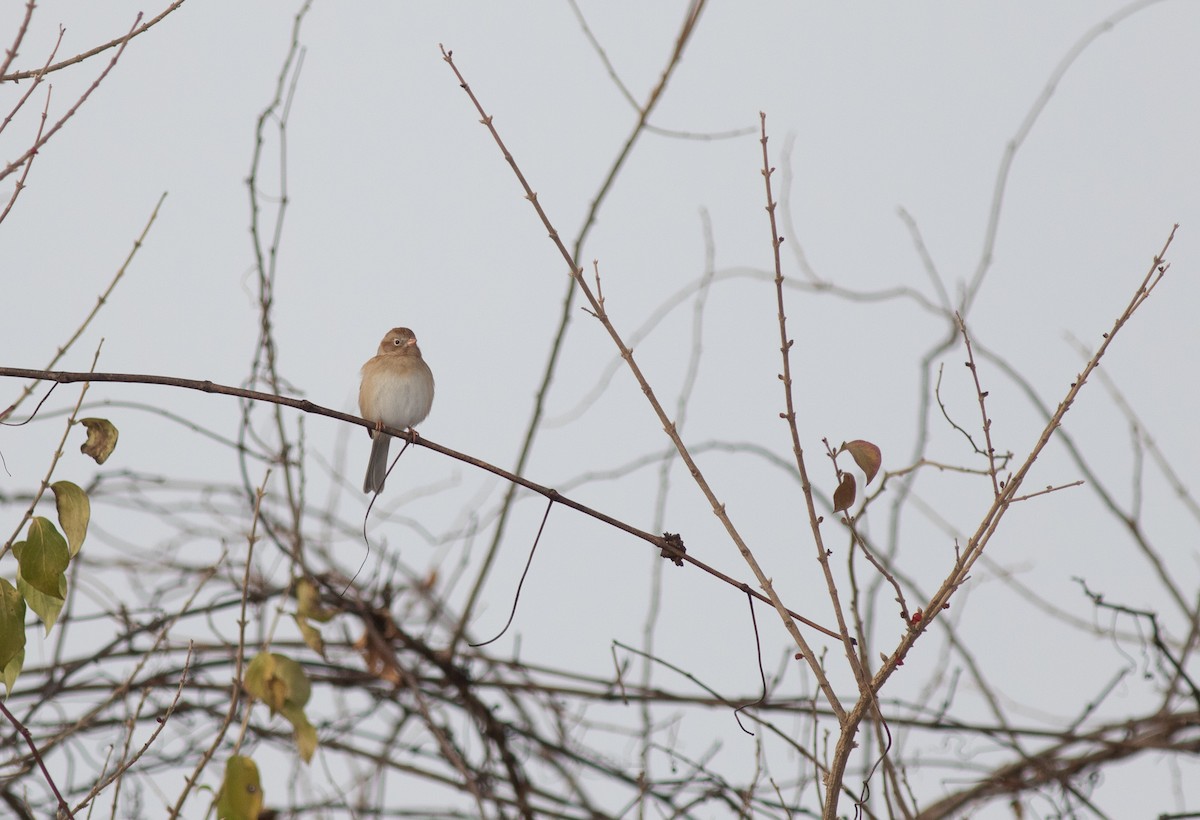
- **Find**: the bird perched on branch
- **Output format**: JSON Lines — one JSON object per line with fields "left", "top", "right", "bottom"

{"left": 358, "top": 327, "right": 434, "bottom": 494}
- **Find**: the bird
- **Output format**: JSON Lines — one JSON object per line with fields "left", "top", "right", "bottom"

{"left": 358, "top": 327, "right": 435, "bottom": 494}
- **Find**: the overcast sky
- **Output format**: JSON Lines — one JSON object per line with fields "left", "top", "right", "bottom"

{"left": 4, "top": 1, "right": 1199, "bottom": 815}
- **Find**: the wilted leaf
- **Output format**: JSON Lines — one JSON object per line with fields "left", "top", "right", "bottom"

{"left": 13, "top": 518, "right": 69, "bottom": 598}
{"left": 51, "top": 481, "right": 90, "bottom": 557}
{"left": 356, "top": 631, "right": 402, "bottom": 684}
{"left": 833, "top": 473, "right": 856, "bottom": 513}
{"left": 0, "top": 579, "right": 26, "bottom": 675}
{"left": 295, "top": 578, "right": 333, "bottom": 623}
{"left": 216, "top": 755, "right": 263, "bottom": 820}
{"left": 281, "top": 702, "right": 318, "bottom": 763}
{"left": 841, "top": 439, "right": 882, "bottom": 484}
{"left": 294, "top": 614, "right": 325, "bottom": 657}
{"left": 79, "top": 417, "right": 119, "bottom": 464}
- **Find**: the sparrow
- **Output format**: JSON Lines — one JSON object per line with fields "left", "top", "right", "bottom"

{"left": 358, "top": 327, "right": 435, "bottom": 494}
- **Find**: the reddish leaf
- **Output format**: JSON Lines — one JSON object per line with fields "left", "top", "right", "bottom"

{"left": 842, "top": 439, "right": 882, "bottom": 484}
{"left": 833, "top": 473, "right": 856, "bottom": 513}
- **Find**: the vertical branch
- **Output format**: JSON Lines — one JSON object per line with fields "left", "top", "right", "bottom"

{"left": 636, "top": 208, "right": 718, "bottom": 815}
{"left": 240, "top": 0, "right": 313, "bottom": 566}
{"left": 169, "top": 473, "right": 270, "bottom": 818}
{"left": 758, "top": 113, "right": 862, "bottom": 674}
{"left": 759, "top": 113, "right": 876, "bottom": 817}
{"left": 956, "top": 313, "right": 1001, "bottom": 496}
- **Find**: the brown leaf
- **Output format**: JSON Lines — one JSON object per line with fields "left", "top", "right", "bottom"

{"left": 79, "top": 418, "right": 119, "bottom": 464}
{"left": 833, "top": 473, "right": 856, "bottom": 513}
{"left": 841, "top": 439, "right": 882, "bottom": 484}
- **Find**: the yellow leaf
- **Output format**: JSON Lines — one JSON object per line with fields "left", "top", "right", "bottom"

{"left": 0, "top": 579, "right": 27, "bottom": 681}
{"left": 245, "top": 653, "right": 310, "bottom": 713}
{"left": 51, "top": 481, "right": 91, "bottom": 557}
{"left": 216, "top": 755, "right": 263, "bottom": 820}
{"left": 281, "top": 702, "right": 318, "bottom": 764}
{"left": 2, "top": 647, "right": 24, "bottom": 698}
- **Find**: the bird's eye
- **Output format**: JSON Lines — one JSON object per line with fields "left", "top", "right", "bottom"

{"left": 393, "top": 338, "right": 402, "bottom": 346}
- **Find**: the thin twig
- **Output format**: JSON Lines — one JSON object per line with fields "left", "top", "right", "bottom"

{"left": 758, "top": 113, "right": 862, "bottom": 709}
{"left": 1, "top": 14, "right": 144, "bottom": 183}
{"left": 0, "top": 0, "right": 189, "bottom": 82}
{"left": 438, "top": 47, "right": 850, "bottom": 662}
{"left": 955, "top": 313, "right": 1001, "bottom": 496}
{"left": 826, "top": 226, "right": 1179, "bottom": 820}
{"left": 1, "top": 343, "right": 103, "bottom": 561}
{"left": 1, "top": 193, "right": 167, "bottom": 424}
{"left": 0, "top": 700, "right": 74, "bottom": 818}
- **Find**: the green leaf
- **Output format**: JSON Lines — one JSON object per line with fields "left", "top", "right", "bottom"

{"left": 245, "top": 653, "right": 317, "bottom": 762}
{"left": 79, "top": 417, "right": 119, "bottom": 465}
{"left": 244, "top": 654, "right": 284, "bottom": 713}
{"left": 273, "top": 654, "right": 311, "bottom": 709}
{"left": 51, "top": 481, "right": 90, "bottom": 557}
{"left": 0, "top": 579, "right": 27, "bottom": 677}
{"left": 216, "top": 755, "right": 263, "bottom": 820}
{"left": 13, "top": 518, "right": 70, "bottom": 598}
{"left": 16, "top": 571, "right": 66, "bottom": 633}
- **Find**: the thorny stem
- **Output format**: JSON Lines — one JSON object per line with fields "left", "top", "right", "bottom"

{"left": 438, "top": 49, "right": 849, "bottom": 716}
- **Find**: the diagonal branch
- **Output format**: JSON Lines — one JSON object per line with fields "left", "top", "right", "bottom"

{"left": 449, "top": 0, "right": 712, "bottom": 655}
{"left": 0, "top": 366, "right": 842, "bottom": 640}
{"left": 0, "top": 0, "right": 189, "bottom": 83}
{"left": 438, "top": 47, "right": 851, "bottom": 720}
{"left": 821, "top": 226, "right": 1179, "bottom": 820}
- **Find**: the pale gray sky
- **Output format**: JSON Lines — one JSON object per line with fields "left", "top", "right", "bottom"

{"left": 3, "top": 1, "right": 1198, "bottom": 816}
